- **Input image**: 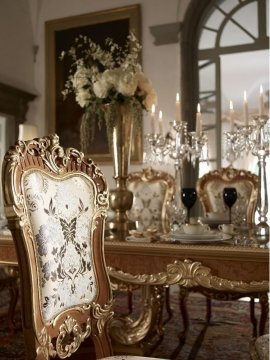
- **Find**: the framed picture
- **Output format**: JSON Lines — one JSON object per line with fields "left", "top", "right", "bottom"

{"left": 45, "top": 5, "right": 142, "bottom": 163}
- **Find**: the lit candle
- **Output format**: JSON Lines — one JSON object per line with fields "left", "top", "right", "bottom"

{"left": 196, "top": 103, "right": 201, "bottom": 133}
{"left": 176, "top": 93, "right": 181, "bottom": 123}
{"left": 151, "top": 104, "right": 156, "bottom": 133}
{"left": 259, "top": 85, "right": 264, "bottom": 116}
{"left": 229, "top": 100, "right": 234, "bottom": 132}
{"left": 158, "top": 110, "right": 163, "bottom": 135}
{"left": 243, "top": 91, "right": 249, "bottom": 126}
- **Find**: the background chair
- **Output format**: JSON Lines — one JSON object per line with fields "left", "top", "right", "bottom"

{"left": 177, "top": 167, "right": 264, "bottom": 339}
{"left": 124, "top": 167, "right": 175, "bottom": 320}
{"left": 196, "top": 167, "right": 258, "bottom": 225}
{"left": 127, "top": 167, "right": 175, "bottom": 233}
{"left": 2, "top": 134, "right": 165, "bottom": 359}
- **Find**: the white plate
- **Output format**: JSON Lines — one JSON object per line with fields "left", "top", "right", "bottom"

{"left": 126, "top": 236, "right": 152, "bottom": 243}
{"left": 170, "top": 230, "right": 220, "bottom": 240}
{"left": 162, "top": 232, "right": 232, "bottom": 243}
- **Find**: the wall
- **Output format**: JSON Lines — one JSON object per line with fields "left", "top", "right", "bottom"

{"left": 0, "top": 0, "right": 35, "bottom": 93}
{"left": 0, "top": 0, "right": 190, "bottom": 188}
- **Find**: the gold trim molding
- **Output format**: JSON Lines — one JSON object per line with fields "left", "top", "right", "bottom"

{"left": 108, "top": 259, "right": 269, "bottom": 293}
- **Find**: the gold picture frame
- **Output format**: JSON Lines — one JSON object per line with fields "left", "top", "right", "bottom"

{"left": 45, "top": 5, "right": 142, "bottom": 164}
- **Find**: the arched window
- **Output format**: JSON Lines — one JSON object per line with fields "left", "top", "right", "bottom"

{"left": 181, "top": 0, "right": 269, "bottom": 176}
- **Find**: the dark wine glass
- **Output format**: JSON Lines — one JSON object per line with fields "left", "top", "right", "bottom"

{"left": 181, "top": 187, "right": 197, "bottom": 223}
{"left": 223, "top": 187, "right": 237, "bottom": 224}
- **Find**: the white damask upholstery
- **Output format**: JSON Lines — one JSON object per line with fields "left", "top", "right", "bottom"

{"left": 127, "top": 167, "right": 175, "bottom": 232}
{"left": 128, "top": 181, "right": 167, "bottom": 230}
{"left": 24, "top": 171, "right": 97, "bottom": 321}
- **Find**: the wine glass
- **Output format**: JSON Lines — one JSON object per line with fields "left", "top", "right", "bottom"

{"left": 223, "top": 187, "right": 237, "bottom": 224}
{"left": 181, "top": 188, "right": 197, "bottom": 223}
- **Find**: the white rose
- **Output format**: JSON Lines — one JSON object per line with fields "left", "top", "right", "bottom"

{"left": 116, "top": 71, "right": 138, "bottom": 96}
{"left": 93, "top": 78, "right": 111, "bottom": 98}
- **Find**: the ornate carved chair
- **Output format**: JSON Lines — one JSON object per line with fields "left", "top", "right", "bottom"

{"left": 124, "top": 167, "right": 175, "bottom": 319}
{"left": 196, "top": 167, "right": 258, "bottom": 224}
{"left": 1, "top": 134, "right": 165, "bottom": 360}
{"left": 178, "top": 167, "right": 265, "bottom": 338}
{"left": 127, "top": 167, "right": 175, "bottom": 233}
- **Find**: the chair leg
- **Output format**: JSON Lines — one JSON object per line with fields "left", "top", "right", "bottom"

{"left": 206, "top": 297, "right": 212, "bottom": 322}
{"left": 259, "top": 292, "right": 269, "bottom": 336}
{"left": 250, "top": 298, "right": 257, "bottom": 337}
{"left": 164, "top": 286, "right": 173, "bottom": 322}
{"left": 128, "top": 290, "right": 133, "bottom": 315}
{"left": 179, "top": 287, "right": 189, "bottom": 342}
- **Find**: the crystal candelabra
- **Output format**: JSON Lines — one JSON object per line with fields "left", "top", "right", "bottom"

{"left": 144, "top": 120, "right": 208, "bottom": 226}
{"left": 224, "top": 114, "right": 269, "bottom": 236}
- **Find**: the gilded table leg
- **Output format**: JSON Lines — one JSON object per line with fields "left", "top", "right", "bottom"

{"left": 206, "top": 297, "right": 212, "bottom": 323}
{"left": 110, "top": 284, "right": 165, "bottom": 346}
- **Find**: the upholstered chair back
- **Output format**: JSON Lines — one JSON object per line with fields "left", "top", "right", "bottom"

{"left": 127, "top": 167, "right": 175, "bottom": 232}
{"left": 2, "top": 134, "right": 113, "bottom": 359}
{"left": 196, "top": 167, "right": 258, "bottom": 224}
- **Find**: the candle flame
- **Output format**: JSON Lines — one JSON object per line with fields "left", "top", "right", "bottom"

{"left": 197, "top": 103, "right": 201, "bottom": 113}
{"left": 244, "top": 91, "right": 247, "bottom": 102}
{"left": 260, "top": 85, "right": 264, "bottom": 95}
{"left": 159, "top": 110, "right": 163, "bottom": 119}
{"left": 151, "top": 104, "right": 155, "bottom": 114}
{"left": 229, "top": 100, "right": 234, "bottom": 111}
{"left": 176, "top": 93, "right": 180, "bottom": 102}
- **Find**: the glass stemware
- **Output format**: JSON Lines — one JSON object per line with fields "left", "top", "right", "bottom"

{"left": 181, "top": 187, "right": 197, "bottom": 223}
{"left": 223, "top": 187, "right": 237, "bottom": 224}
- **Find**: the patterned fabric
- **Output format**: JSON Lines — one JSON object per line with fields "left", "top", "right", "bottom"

{"left": 127, "top": 181, "right": 167, "bottom": 231}
{"left": 206, "top": 180, "right": 252, "bottom": 223}
{"left": 23, "top": 170, "right": 97, "bottom": 322}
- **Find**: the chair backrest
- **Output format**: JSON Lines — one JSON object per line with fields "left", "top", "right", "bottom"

{"left": 127, "top": 167, "right": 175, "bottom": 232}
{"left": 2, "top": 134, "right": 114, "bottom": 359}
{"left": 196, "top": 167, "right": 258, "bottom": 224}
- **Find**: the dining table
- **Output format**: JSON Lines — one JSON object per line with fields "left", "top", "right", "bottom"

{"left": 0, "top": 224, "right": 269, "bottom": 356}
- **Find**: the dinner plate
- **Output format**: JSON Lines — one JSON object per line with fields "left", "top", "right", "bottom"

{"left": 161, "top": 231, "right": 232, "bottom": 243}
{"left": 126, "top": 236, "right": 152, "bottom": 243}
{"left": 170, "top": 230, "right": 220, "bottom": 240}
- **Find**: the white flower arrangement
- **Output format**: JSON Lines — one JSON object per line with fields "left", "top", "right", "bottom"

{"left": 60, "top": 32, "right": 157, "bottom": 145}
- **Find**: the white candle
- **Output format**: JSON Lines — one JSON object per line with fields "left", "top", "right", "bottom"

{"left": 158, "top": 110, "right": 163, "bottom": 135}
{"left": 196, "top": 103, "right": 201, "bottom": 133}
{"left": 176, "top": 93, "right": 181, "bottom": 123}
{"left": 243, "top": 91, "right": 249, "bottom": 125}
{"left": 259, "top": 85, "right": 264, "bottom": 116}
{"left": 151, "top": 104, "right": 156, "bottom": 133}
{"left": 175, "top": 132, "right": 180, "bottom": 152}
{"left": 229, "top": 100, "right": 234, "bottom": 132}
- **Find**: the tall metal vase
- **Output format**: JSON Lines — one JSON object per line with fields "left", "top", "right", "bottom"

{"left": 108, "top": 102, "right": 134, "bottom": 241}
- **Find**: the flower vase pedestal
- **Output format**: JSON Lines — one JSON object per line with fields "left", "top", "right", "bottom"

{"left": 107, "top": 103, "right": 135, "bottom": 241}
